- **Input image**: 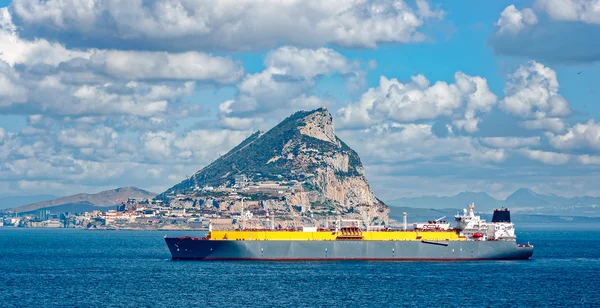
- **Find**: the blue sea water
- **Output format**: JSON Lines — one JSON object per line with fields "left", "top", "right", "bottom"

{"left": 1, "top": 228, "right": 599, "bottom": 308}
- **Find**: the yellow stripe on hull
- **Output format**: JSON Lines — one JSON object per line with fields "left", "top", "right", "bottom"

{"left": 209, "top": 231, "right": 464, "bottom": 241}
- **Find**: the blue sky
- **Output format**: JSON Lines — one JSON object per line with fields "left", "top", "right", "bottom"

{"left": 0, "top": 0, "right": 599, "bottom": 200}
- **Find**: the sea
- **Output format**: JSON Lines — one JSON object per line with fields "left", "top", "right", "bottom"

{"left": 1, "top": 227, "right": 599, "bottom": 308}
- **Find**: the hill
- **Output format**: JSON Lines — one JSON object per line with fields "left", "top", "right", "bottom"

{"left": 16, "top": 202, "right": 122, "bottom": 215}
{"left": 0, "top": 195, "right": 58, "bottom": 210}
{"left": 8, "top": 187, "right": 156, "bottom": 213}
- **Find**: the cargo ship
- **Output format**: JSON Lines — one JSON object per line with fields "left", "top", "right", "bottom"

{"left": 164, "top": 203, "right": 533, "bottom": 261}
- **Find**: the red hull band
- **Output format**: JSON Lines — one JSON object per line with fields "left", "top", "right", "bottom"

{"left": 172, "top": 257, "right": 531, "bottom": 261}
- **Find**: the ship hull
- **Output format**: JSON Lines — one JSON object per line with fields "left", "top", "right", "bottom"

{"left": 165, "top": 238, "right": 533, "bottom": 261}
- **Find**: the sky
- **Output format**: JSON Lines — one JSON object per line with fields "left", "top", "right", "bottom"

{"left": 0, "top": 0, "right": 599, "bottom": 200}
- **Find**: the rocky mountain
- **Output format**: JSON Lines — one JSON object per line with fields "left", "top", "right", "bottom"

{"left": 387, "top": 188, "right": 600, "bottom": 216}
{"left": 161, "top": 107, "right": 387, "bottom": 224}
{"left": 8, "top": 187, "right": 156, "bottom": 213}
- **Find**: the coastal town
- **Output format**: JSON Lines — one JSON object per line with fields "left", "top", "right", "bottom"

{"left": 0, "top": 178, "right": 372, "bottom": 230}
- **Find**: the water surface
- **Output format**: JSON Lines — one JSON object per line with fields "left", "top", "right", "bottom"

{"left": 1, "top": 228, "right": 598, "bottom": 307}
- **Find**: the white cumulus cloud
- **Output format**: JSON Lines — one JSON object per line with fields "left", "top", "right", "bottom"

{"left": 535, "top": 0, "right": 600, "bottom": 24}
{"left": 496, "top": 5, "right": 538, "bottom": 34}
{"left": 546, "top": 120, "right": 600, "bottom": 151}
{"left": 500, "top": 61, "right": 570, "bottom": 132}
{"left": 0, "top": 61, "right": 27, "bottom": 107}
{"left": 9, "top": 0, "right": 443, "bottom": 51}
{"left": 337, "top": 72, "right": 497, "bottom": 131}
{"left": 85, "top": 50, "right": 244, "bottom": 83}
{"left": 0, "top": 7, "right": 244, "bottom": 120}
{"left": 522, "top": 118, "right": 568, "bottom": 133}
{"left": 140, "top": 131, "right": 177, "bottom": 161}
{"left": 218, "top": 46, "right": 362, "bottom": 125}
{"left": 57, "top": 127, "right": 118, "bottom": 149}
{"left": 338, "top": 123, "right": 507, "bottom": 164}
{"left": 140, "top": 129, "right": 251, "bottom": 163}
{"left": 577, "top": 154, "right": 600, "bottom": 165}
{"left": 264, "top": 46, "right": 354, "bottom": 79}
{"left": 0, "top": 7, "right": 90, "bottom": 66}
{"left": 520, "top": 149, "right": 570, "bottom": 165}
{"left": 480, "top": 137, "right": 541, "bottom": 149}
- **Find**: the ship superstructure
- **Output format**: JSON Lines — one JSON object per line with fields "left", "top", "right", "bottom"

{"left": 164, "top": 203, "right": 533, "bottom": 261}
{"left": 454, "top": 203, "right": 516, "bottom": 241}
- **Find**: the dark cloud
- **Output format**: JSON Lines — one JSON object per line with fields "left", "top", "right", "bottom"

{"left": 488, "top": 21, "right": 600, "bottom": 64}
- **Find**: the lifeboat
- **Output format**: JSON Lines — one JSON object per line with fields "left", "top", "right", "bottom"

{"left": 473, "top": 233, "right": 484, "bottom": 238}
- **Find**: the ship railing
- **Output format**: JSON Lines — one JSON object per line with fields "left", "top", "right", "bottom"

{"left": 517, "top": 243, "right": 533, "bottom": 248}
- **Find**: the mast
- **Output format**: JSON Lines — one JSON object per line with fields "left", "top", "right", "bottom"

{"left": 403, "top": 212, "right": 407, "bottom": 231}
{"left": 271, "top": 211, "right": 275, "bottom": 230}
{"left": 241, "top": 197, "right": 246, "bottom": 230}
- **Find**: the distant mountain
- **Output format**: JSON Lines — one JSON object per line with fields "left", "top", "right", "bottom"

{"left": 0, "top": 195, "right": 58, "bottom": 210}
{"left": 388, "top": 206, "right": 600, "bottom": 228}
{"left": 505, "top": 188, "right": 552, "bottom": 207}
{"left": 17, "top": 202, "right": 121, "bottom": 215}
{"left": 386, "top": 188, "right": 600, "bottom": 216}
{"left": 387, "top": 191, "right": 504, "bottom": 212}
{"left": 8, "top": 187, "right": 156, "bottom": 213}
{"left": 388, "top": 206, "right": 459, "bottom": 223}
{"left": 504, "top": 188, "right": 600, "bottom": 215}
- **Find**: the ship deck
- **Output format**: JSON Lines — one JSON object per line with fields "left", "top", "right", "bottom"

{"left": 205, "top": 229, "right": 465, "bottom": 241}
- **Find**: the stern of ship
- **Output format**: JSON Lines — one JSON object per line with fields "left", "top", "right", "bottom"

{"left": 514, "top": 242, "right": 534, "bottom": 260}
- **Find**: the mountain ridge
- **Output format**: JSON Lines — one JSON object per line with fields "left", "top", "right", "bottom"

{"left": 386, "top": 188, "right": 600, "bottom": 216}
{"left": 0, "top": 194, "right": 58, "bottom": 210}
{"left": 8, "top": 187, "right": 156, "bottom": 213}
{"left": 387, "top": 206, "right": 600, "bottom": 228}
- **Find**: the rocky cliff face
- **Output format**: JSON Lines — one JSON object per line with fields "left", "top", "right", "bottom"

{"left": 162, "top": 107, "right": 388, "bottom": 225}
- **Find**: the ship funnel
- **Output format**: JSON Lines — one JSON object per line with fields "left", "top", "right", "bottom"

{"left": 492, "top": 208, "right": 511, "bottom": 223}
{"left": 403, "top": 212, "right": 407, "bottom": 231}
